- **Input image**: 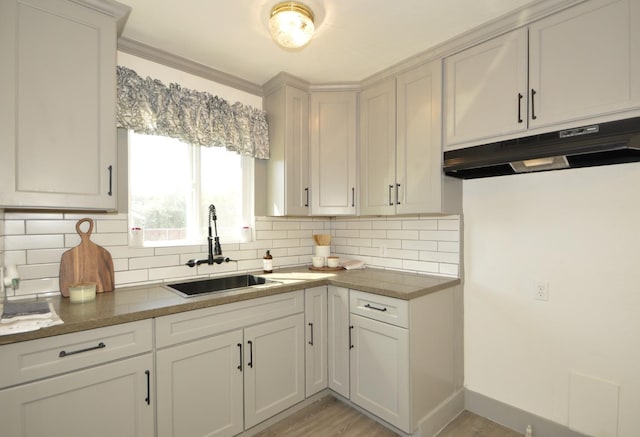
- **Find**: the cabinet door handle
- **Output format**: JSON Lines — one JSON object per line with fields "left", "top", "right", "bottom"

{"left": 351, "top": 187, "right": 355, "bottom": 207}
{"left": 517, "top": 93, "right": 523, "bottom": 123}
{"left": 349, "top": 325, "right": 354, "bottom": 349}
{"left": 308, "top": 322, "right": 314, "bottom": 346}
{"left": 304, "top": 187, "right": 309, "bottom": 207}
{"left": 145, "top": 370, "right": 151, "bottom": 405}
{"left": 531, "top": 89, "right": 537, "bottom": 120}
{"left": 247, "top": 340, "right": 253, "bottom": 368}
{"left": 396, "top": 183, "right": 401, "bottom": 205}
{"left": 59, "top": 341, "right": 105, "bottom": 358}
{"left": 365, "top": 303, "right": 387, "bottom": 312}
{"left": 107, "top": 165, "right": 113, "bottom": 196}
{"left": 237, "top": 343, "right": 243, "bottom": 371}
{"left": 388, "top": 185, "right": 394, "bottom": 206}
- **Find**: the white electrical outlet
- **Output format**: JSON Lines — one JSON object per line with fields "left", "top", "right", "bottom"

{"left": 535, "top": 281, "right": 549, "bottom": 301}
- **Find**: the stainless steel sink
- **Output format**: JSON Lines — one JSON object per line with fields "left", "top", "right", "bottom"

{"left": 165, "top": 274, "right": 280, "bottom": 298}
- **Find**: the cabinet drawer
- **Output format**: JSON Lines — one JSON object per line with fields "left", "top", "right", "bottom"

{"left": 349, "top": 290, "right": 408, "bottom": 328}
{"left": 155, "top": 290, "right": 304, "bottom": 348}
{"left": 0, "top": 319, "right": 152, "bottom": 389}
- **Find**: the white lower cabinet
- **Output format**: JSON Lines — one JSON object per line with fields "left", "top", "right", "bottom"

{"left": 244, "top": 313, "right": 305, "bottom": 428}
{"left": 155, "top": 290, "right": 305, "bottom": 436}
{"left": 350, "top": 313, "right": 410, "bottom": 431}
{"left": 304, "top": 286, "right": 328, "bottom": 397}
{"left": 156, "top": 330, "right": 244, "bottom": 437}
{"left": 327, "top": 285, "right": 350, "bottom": 398}
{"left": 0, "top": 320, "right": 154, "bottom": 437}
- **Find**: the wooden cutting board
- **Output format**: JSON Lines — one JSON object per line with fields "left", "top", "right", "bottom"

{"left": 59, "top": 218, "right": 114, "bottom": 297}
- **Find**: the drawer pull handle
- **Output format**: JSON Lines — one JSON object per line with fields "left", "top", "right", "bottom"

{"left": 349, "top": 325, "right": 354, "bottom": 350}
{"left": 59, "top": 342, "right": 105, "bottom": 358}
{"left": 304, "top": 187, "right": 309, "bottom": 207}
{"left": 308, "top": 322, "right": 314, "bottom": 346}
{"left": 517, "top": 93, "right": 523, "bottom": 123}
{"left": 247, "top": 340, "right": 253, "bottom": 368}
{"left": 237, "top": 343, "right": 243, "bottom": 371}
{"left": 145, "top": 370, "right": 151, "bottom": 405}
{"left": 108, "top": 165, "right": 113, "bottom": 196}
{"left": 531, "top": 89, "right": 537, "bottom": 120}
{"left": 365, "top": 303, "right": 387, "bottom": 312}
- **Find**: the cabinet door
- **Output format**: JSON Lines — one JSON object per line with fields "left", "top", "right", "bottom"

{"left": 244, "top": 313, "right": 305, "bottom": 429}
{"left": 444, "top": 28, "right": 528, "bottom": 148}
{"left": 359, "top": 78, "right": 397, "bottom": 215}
{"left": 305, "top": 286, "right": 328, "bottom": 397}
{"left": 310, "top": 91, "right": 358, "bottom": 215}
{"left": 350, "top": 313, "right": 410, "bottom": 433}
{"left": 529, "top": 0, "right": 640, "bottom": 128}
{"left": 156, "top": 330, "right": 244, "bottom": 437}
{"left": 0, "top": 0, "right": 117, "bottom": 209}
{"left": 328, "top": 285, "right": 350, "bottom": 398}
{"left": 265, "top": 85, "right": 310, "bottom": 216}
{"left": 0, "top": 354, "right": 153, "bottom": 437}
{"left": 396, "top": 60, "right": 444, "bottom": 214}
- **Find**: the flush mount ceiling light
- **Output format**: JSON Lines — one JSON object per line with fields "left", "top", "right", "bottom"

{"left": 269, "top": 1, "right": 315, "bottom": 49}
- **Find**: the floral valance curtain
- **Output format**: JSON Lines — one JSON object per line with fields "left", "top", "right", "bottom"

{"left": 116, "top": 66, "right": 269, "bottom": 159}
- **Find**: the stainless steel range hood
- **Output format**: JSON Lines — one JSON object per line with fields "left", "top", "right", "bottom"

{"left": 443, "top": 117, "right": 640, "bottom": 179}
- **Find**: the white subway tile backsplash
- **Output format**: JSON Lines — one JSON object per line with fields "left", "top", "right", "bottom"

{"left": 1, "top": 212, "right": 461, "bottom": 298}
{"left": 27, "top": 220, "right": 77, "bottom": 235}
{"left": 96, "top": 219, "right": 128, "bottom": 233}
{"left": 402, "top": 240, "right": 439, "bottom": 251}
{"left": 402, "top": 220, "right": 438, "bottom": 230}
{"left": 129, "top": 254, "right": 180, "bottom": 270}
{"left": 371, "top": 220, "right": 402, "bottom": 230}
{"left": 438, "top": 219, "right": 461, "bottom": 231}
{"left": 4, "top": 220, "right": 25, "bottom": 235}
{"left": 5, "top": 235, "right": 64, "bottom": 250}
{"left": 27, "top": 248, "right": 66, "bottom": 264}
{"left": 419, "top": 230, "right": 460, "bottom": 242}
{"left": 19, "top": 263, "right": 60, "bottom": 280}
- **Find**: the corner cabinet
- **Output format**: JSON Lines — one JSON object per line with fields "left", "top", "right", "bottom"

{"left": 310, "top": 91, "right": 358, "bottom": 215}
{"left": 360, "top": 60, "right": 459, "bottom": 215}
{"left": 305, "top": 286, "right": 328, "bottom": 397}
{"left": 264, "top": 80, "right": 311, "bottom": 216}
{"left": 0, "top": 0, "right": 124, "bottom": 210}
{"left": 444, "top": 0, "right": 640, "bottom": 149}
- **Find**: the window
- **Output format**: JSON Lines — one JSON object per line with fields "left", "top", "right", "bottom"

{"left": 128, "top": 132, "right": 253, "bottom": 246}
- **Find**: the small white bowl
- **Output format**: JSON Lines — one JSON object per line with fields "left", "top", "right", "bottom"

{"left": 327, "top": 256, "right": 340, "bottom": 268}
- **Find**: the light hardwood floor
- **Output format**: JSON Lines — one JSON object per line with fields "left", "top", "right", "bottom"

{"left": 253, "top": 396, "right": 522, "bottom": 436}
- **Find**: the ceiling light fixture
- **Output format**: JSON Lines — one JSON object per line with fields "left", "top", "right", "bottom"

{"left": 269, "top": 1, "right": 315, "bottom": 49}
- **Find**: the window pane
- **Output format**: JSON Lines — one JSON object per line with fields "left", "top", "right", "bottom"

{"left": 129, "top": 132, "right": 245, "bottom": 245}
{"left": 200, "top": 146, "right": 242, "bottom": 240}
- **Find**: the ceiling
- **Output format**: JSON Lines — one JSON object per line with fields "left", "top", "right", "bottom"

{"left": 118, "top": 0, "right": 535, "bottom": 87}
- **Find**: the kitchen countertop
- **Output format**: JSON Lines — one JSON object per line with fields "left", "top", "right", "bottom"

{"left": 0, "top": 267, "right": 460, "bottom": 346}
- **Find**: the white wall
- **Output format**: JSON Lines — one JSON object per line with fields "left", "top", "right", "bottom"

{"left": 463, "top": 162, "right": 640, "bottom": 437}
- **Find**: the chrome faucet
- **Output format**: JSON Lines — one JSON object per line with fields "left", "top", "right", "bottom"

{"left": 186, "top": 204, "right": 234, "bottom": 267}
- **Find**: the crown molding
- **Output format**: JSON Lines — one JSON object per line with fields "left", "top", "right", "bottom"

{"left": 117, "top": 37, "right": 264, "bottom": 96}
{"left": 360, "top": 0, "right": 586, "bottom": 88}
{"left": 70, "top": 0, "right": 131, "bottom": 35}
{"left": 262, "top": 72, "right": 311, "bottom": 96}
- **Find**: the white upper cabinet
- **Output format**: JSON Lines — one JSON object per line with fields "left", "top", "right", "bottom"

{"left": 444, "top": 0, "right": 640, "bottom": 149}
{"left": 310, "top": 91, "right": 358, "bottom": 215}
{"left": 444, "top": 29, "right": 528, "bottom": 148}
{"left": 0, "top": 0, "right": 124, "bottom": 209}
{"left": 360, "top": 61, "right": 460, "bottom": 215}
{"left": 264, "top": 83, "right": 310, "bottom": 216}
{"left": 528, "top": 0, "right": 640, "bottom": 128}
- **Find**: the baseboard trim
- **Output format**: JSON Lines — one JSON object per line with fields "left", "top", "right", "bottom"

{"left": 419, "top": 388, "right": 466, "bottom": 437}
{"left": 465, "top": 389, "right": 590, "bottom": 437}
